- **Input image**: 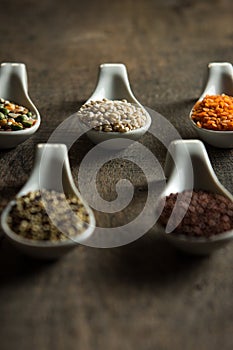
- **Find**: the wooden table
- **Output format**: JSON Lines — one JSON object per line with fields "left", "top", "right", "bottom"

{"left": 0, "top": 1, "right": 232, "bottom": 349}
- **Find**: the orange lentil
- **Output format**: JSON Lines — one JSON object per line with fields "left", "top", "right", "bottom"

{"left": 191, "top": 94, "right": 233, "bottom": 131}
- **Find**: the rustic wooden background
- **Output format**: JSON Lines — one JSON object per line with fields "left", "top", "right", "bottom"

{"left": 0, "top": 0, "right": 232, "bottom": 349}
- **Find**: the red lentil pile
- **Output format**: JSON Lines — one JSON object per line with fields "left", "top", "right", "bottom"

{"left": 159, "top": 190, "right": 233, "bottom": 237}
{"left": 191, "top": 94, "right": 233, "bottom": 131}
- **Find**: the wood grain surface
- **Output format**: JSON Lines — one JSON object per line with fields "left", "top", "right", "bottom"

{"left": 0, "top": 0, "right": 232, "bottom": 349}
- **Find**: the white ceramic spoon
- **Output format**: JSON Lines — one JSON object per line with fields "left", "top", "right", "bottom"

{"left": 0, "top": 62, "right": 40, "bottom": 149}
{"left": 189, "top": 62, "right": 233, "bottom": 148}
{"left": 1, "top": 143, "right": 95, "bottom": 259}
{"left": 80, "top": 63, "right": 151, "bottom": 149}
{"left": 156, "top": 139, "right": 233, "bottom": 255}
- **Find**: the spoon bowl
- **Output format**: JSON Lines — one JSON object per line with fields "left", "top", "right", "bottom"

{"left": 1, "top": 143, "right": 95, "bottom": 259}
{"left": 189, "top": 62, "right": 233, "bottom": 148}
{"left": 79, "top": 63, "right": 151, "bottom": 149}
{"left": 0, "top": 62, "right": 40, "bottom": 149}
{"left": 156, "top": 139, "right": 233, "bottom": 255}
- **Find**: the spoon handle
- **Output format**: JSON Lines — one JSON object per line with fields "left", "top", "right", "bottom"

{"left": 164, "top": 139, "right": 233, "bottom": 201}
{"left": 87, "top": 63, "right": 138, "bottom": 103}
{"left": 200, "top": 62, "right": 233, "bottom": 99}
{"left": 0, "top": 62, "right": 29, "bottom": 102}
{"left": 18, "top": 144, "right": 70, "bottom": 196}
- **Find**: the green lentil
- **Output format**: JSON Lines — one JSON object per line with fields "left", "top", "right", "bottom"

{"left": 15, "top": 115, "right": 27, "bottom": 123}
{"left": 0, "top": 112, "right": 5, "bottom": 120}
{"left": 11, "top": 124, "right": 24, "bottom": 131}
{"left": 0, "top": 107, "right": 9, "bottom": 114}
{"left": 22, "top": 120, "right": 33, "bottom": 127}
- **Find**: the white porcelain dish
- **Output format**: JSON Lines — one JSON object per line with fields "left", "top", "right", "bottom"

{"left": 189, "top": 62, "right": 233, "bottom": 148}
{"left": 0, "top": 62, "right": 40, "bottom": 149}
{"left": 156, "top": 139, "right": 233, "bottom": 255}
{"left": 1, "top": 143, "right": 95, "bottom": 259}
{"left": 79, "top": 63, "right": 151, "bottom": 149}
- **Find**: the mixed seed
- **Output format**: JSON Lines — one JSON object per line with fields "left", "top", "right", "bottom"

{"left": 7, "top": 190, "right": 90, "bottom": 242}
{"left": 77, "top": 98, "right": 147, "bottom": 132}
{"left": 0, "top": 98, "right": 36, "bottom": 131}
{"left": 159, "top": 190, "right": 233, "bottom": 237}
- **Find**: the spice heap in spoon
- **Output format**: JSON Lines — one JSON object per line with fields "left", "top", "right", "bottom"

{"left": 191, "top": 94, "right": 233, "bottom": 131}
{"left": 159, "top": 190, "right": 233, "bottom": 237}
{"left": 0, "top": 98, "right": 36, "bottom": 131}
{"left": 77, "top": 98, "right": 147, "bottom": 132}
{"left": 7, "top": 190, "right": 90, "bottom": 242}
